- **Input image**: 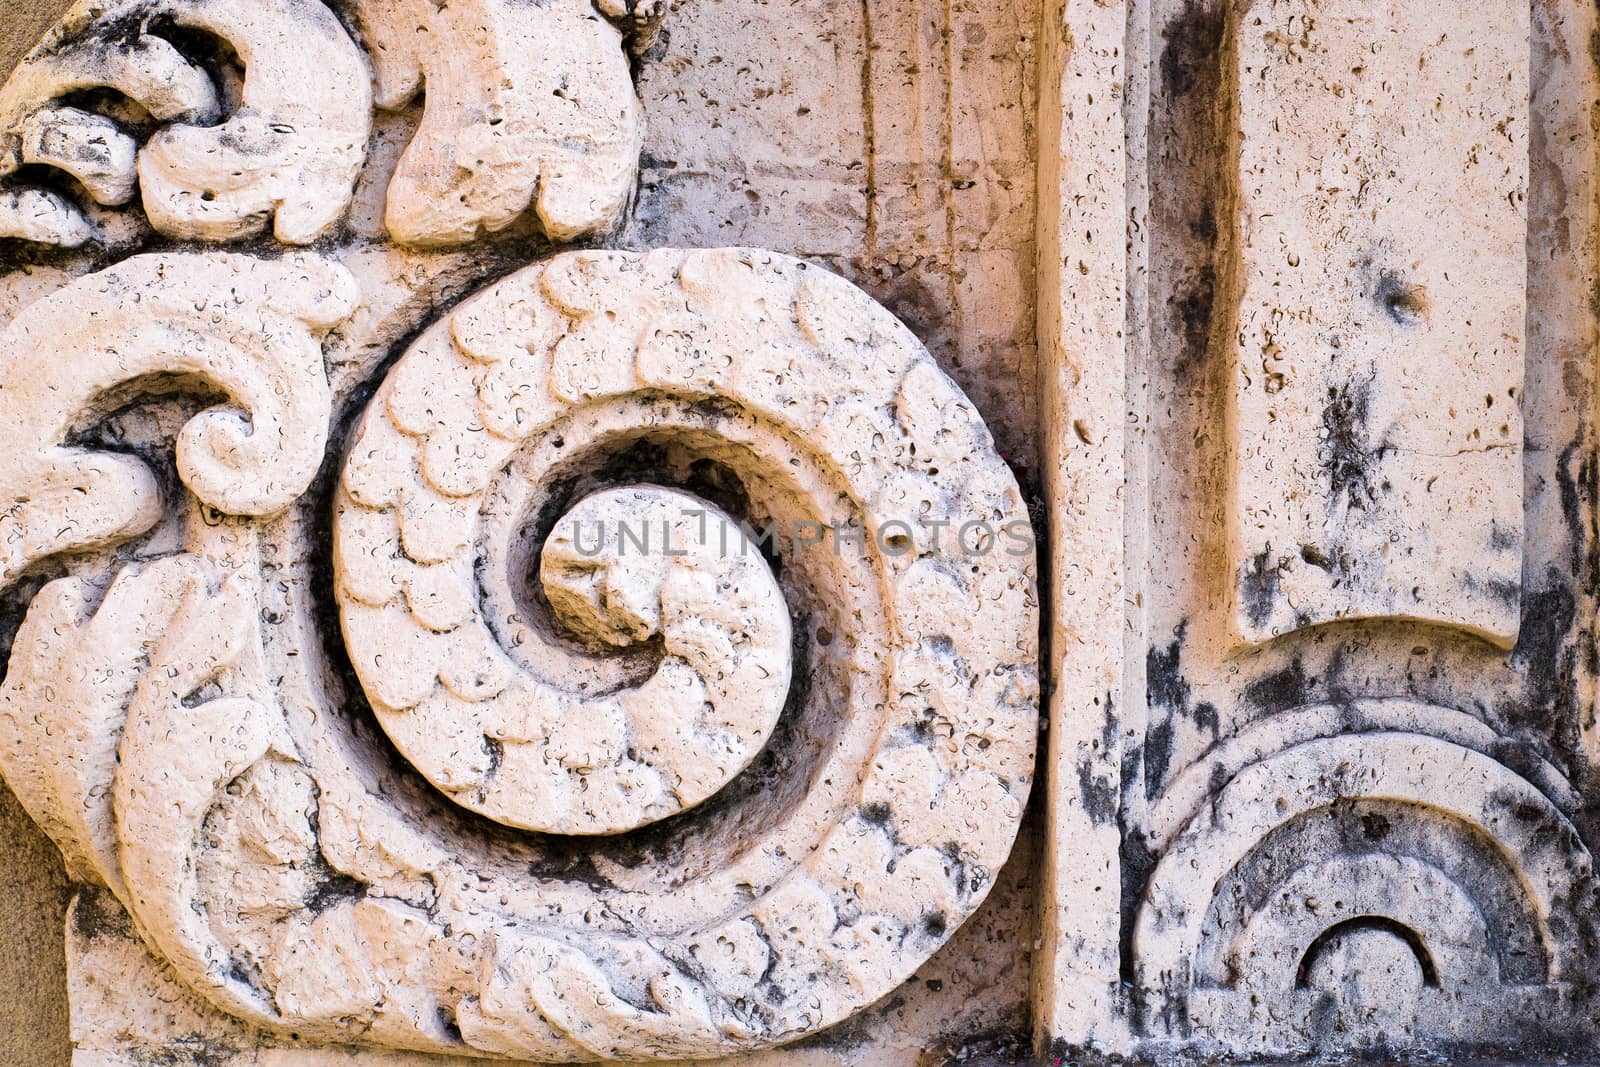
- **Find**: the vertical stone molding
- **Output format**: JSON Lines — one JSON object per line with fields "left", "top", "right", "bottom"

{"left": 1032, "top": 0, "right": 1600, "bottom": 1062}
{"left": 1033, "top": 0, "right": 1132, "bottom": 1056}
{"left": 6, "top": 0, "right": 1600, "bottom": 1063}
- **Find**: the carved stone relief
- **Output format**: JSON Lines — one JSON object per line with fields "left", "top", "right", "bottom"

{"left": 6, "top": 0, "right": 1600, "bottom": 1063}
{"left": 1039, "top": 0, "right": 1600, "bottom": 1062}
{"left": 0, "top": 0, "right": 1039, "bottom": 1062}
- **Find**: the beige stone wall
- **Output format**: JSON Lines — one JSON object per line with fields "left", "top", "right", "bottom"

{"left": 0, "top": 782, "right": 69, "bottom": 1067}
{"left": 0, "top": 1, "right": 67, "bottom": 83}
{"left": 0, "top": 8, "right": 77, "bottom": 1067}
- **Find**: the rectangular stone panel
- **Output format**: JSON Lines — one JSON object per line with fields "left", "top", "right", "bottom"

{"left": 1227, "top": 0, "right": 1528, "bottom": 646}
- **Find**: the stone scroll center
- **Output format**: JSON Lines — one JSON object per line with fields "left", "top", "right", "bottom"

{"left": 535, "top": 485, "right": 794, "bottom": 827}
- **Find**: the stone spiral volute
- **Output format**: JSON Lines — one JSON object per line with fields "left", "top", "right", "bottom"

{"left": 0, "top": 243, "right": 1039, "bottom": 1060}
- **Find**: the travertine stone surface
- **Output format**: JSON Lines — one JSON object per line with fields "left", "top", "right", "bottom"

{"left": 0, "top": 2, "right": 1041, "bottom": 1062}
{"left": 1036, "top": 0, "right": 1600, "bottom": 1062}
{"left": 0, "top": 0, "right": 372, "bottom": 245}
{"left": 0, "top": 21, "right": 77, "bottom": 1067}
{"left": 1032, "top": 0, "right": 1129, "bottom": 1054}
{"left": 624, "top": 0, "right": 1041, "bottom": 474}
{"left": 349, "top": 0, "right": 651, "bottom": 247}
{"left": 1226, "top": 0, "right": 1529, "bottom": 647}
{"left": 9, "top": 0, "right": 1600, "bottom": 1064}
{"left": 0, "top": 247, "right": 1035, "bottom": 1061}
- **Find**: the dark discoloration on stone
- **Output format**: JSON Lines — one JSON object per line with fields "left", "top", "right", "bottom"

{"left": 791, "top": 994, "right": 906, "bottom": 1054}
{"left": 126, "top": 1032, "right": 244, "bottom": 1067}
{"left": 1493, "top": 568, "right": 1589, "bottom": 787}
{"left": 1244, "top": 657, "right": 1311, "bottom": 712}
{"left": 1157, "top": 0, "right": 1226, "bottom": 384}
{"left": 1146, "top": 625, "right": 1192, "bottom": 716}
{"left": 1169, "top": 270, "right": 1215, "bottom": 383}
{"left": 0, "top": 570, "right": 53, "bottom": 676}
{"left": 860, "top": 801, "right": 895, "bottom": 827}
{"left": 1556, "top": 437, "right": 1592, "bottom": 580}
{"left": 1511, "top": 572, "right": 1578, "bottom": 701}
{"left": 303, "top": 865, "right": 367, "bottom": 917}
{"left": 1141, "top": 717, "right": 1175, "bottom": 805}
{"left": 1116, "top": 821, "right": 1155, "bottom": 1015}
{"left": 1077, "top": 696, "right": 1120, "bottom": 827}
{"left": 1320, "top": 375, "right": 1387, "bottom": 511}
{"left": 1142, "top": 626, "right": 1217, "bottom": 798}
{"left": 1372, "top": 270, "right": 1431, "bottom": 326}
{"left": 1159, "top": 0, "right": 1224, "bottom": 99}
{"left": 930, "top": 1027, "right": 1031, "bottom": 1065}
{"left": 1237, "top": 548, "right": 1285, "bottom": 632}
{"left": 1482, "top": 575, "right": 1523, "bottom": 609}
{"left": 1298, "top": 542, "right": 1335, "bottom": 572}
{"left": 1143, "top": 627, "right": 1192, "bottom": 801}
{"left": 72, "top": 884, "right": 135, "bottom": 944}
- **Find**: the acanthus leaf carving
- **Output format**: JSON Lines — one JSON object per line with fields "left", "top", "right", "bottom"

{"left": 110, "top": 561, "right": 292, "bottom": 1026}
{"left": 350, "top": 0, "right": 645, "bottom": 247}
{"left": 0, "top": 251, "right": 355, "bottom": 585}
{"left": 0, "top": 0, "right": 1045, "bottom": 1057}
{"left": 0, "top": 0, "right": 371, "bottom": 246}
{"left": 0, "top": 554, "right": 243, "bottom": 894}
{"left": 0, "top": 247, "right": 1037, "bottom": 1061}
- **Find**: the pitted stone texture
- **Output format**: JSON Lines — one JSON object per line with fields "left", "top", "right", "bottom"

{"left": 350, "top": 0, "right": 646, "bottom": 247}
{"left": 338, "top": 471, "right": 792, "bottom": 834}
{"left": 1226, "top": 0, "right": 1529, "bottom": 646}
{"left": 624, "top": 0, "right": 1040, "bottom": 474}
{"left": 0, "top": 0, "right": 1053, "bottom": 1062}
{"left": 0, "top": 0, "right": 371, "bottom": 246}
{"left": 0, "top": 252, "right": 354, "bottom": 586}
{"left": 1133, "top": 712, "right": 1598, "bottom": 1058}
{"left": 537, "top": 488, "right": 792, "bottom": 830}
{"left": 1042, "top": 0, "right": 1600, "bottom": 1062}
{"left": 0, "top": 246, "right": 1036, "bottom": 1061}
{"left": 67, "top": 832, "right": 1038, "bottom": 1067}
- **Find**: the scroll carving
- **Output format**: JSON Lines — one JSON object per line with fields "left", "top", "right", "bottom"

{"left": 0, "top": 0, "right": 1044, "bottom": 1057}
{"left": 0, "top": 244, "right": 1036, "bottom": 1058}
{"left": 338, "top": 468, "right": 793, "bottom": 833}
{"left": 0, "top": 0, "right": 372, "bottom": 246}
{"left": 350, "top": 0, "right": 652, "bottom": 247}
{"left": 0, "top": 0, "right": 655, "bottom": 250}
{"left": 0, "top": 251, "right": 353, "bottom": 584}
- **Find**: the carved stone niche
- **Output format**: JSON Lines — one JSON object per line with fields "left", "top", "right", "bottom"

{"left": 0, "top": 1, "right": 1041, "bottom": 1063}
